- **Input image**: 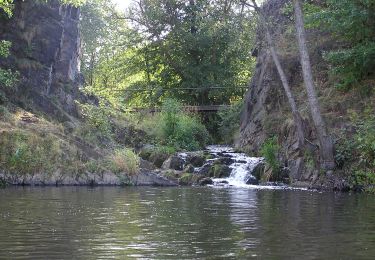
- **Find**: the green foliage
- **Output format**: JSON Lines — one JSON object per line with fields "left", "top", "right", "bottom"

{"left": 0, "top": 0, "right": 13, "bottom": 17}
{"left": 350, "top": 170, "right": 375, "bottom": 193}
{"left": 108, "top": 148, "right": 140, "bottom": 176}
{"left": 0, "top": 40, "right": 11, "bottom": 57}
{"left": 306, "top": 0, "right": 375, "bottom": 90}
{"left": 218, "top": 100, "right": 243, "bottom": 143}
{"left": 260, "top": 137, "right": 280, "bottom": 173}
{"left": 79, "top": 0, "right": 256, "bottom": 109}
{"left": 160, "top": 99, "right": 210, "bottom": 151}
{"left": 77, "top": 103, "right": 113, "bottom": 144}
{"left": 178, "top": 173, "right": 201, "bottom": 186}
{"left": 161, "top": 99, "right": 181, "bottom": 138}
{"left": 351, "top": 109, "right": 375, "bottom": 169}
{"left": 335, "top": 109, "right": 375, "bottom": 192}
{"left": 0, "top": 131, "right": 61, "bottom": 175}
{"left": 0, "top": 68, "right": 19, "bottom": 88}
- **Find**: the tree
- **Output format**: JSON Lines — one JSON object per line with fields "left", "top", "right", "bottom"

{"left": 122, "top": 0, "right": 256, "bottom": 106}
{"left": 305, "top": 0, "right": 375, "bottom": 90}
{"left": 248, "top": 0, "right": 305, "bottom": 150}
{"left": 293, "top": 0, "right": 335, "bottom": 170}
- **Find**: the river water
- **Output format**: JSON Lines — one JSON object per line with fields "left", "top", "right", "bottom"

{"left": 0, "top": 187, "right": 374, "bottom": 259}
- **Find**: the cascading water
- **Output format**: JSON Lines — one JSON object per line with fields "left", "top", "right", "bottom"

{"left": 205, "top": 145, "right": 264, "bottom": 187}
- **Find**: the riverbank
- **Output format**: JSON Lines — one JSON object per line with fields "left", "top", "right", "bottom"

{"left": 1, "top": 145, "right": 368, "bottom": 193}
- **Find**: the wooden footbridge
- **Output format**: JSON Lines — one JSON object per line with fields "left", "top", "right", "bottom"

{"left": 127, "top": 105, "right": 231, "bottom": 113}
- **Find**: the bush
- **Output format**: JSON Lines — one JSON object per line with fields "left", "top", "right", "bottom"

{"left": 218, "top": 100, "right": 243, "bottom": 143}
{"left": 350, "top": 170, "right": 375, "bottom": 193}
{"left": 0, "top": 131, "right": 61, "bottom": 175}
{"left": 0, "top": 68, "right": 19, "bottom": 88}
{"left": 306, "top": 0, "right": 375, "bottom": 90}
{"left": 76, "top": 103, "right": 113, "bottom": 146}
{"left": 260, "top": 137, "right": 280, "bottom": 173}
{"left": 351, "top": 109, "right": 375, "bottom": 169}
{"left": 140, "top": 99, "right": 210, "bottom": 151}
{"left": 108, "top": 148, "right": 140, "bottom": 176}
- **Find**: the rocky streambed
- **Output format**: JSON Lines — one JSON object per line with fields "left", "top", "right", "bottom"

{"left": 0, "top": 145, "right": 292, "bottom": 188}
{"left": 155, "top": 145, "right": 293, "bottom": 189}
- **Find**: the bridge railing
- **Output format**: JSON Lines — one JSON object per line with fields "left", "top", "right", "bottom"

{"left": 126, "top": 105, "right": 231, "bottom": 113}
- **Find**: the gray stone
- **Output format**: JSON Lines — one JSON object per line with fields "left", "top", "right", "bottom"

{"left": 199, "top": 177, "right": 213, "bottom": 186}
{"left": 162, "top": 156, "right": 184, "bottom": 171}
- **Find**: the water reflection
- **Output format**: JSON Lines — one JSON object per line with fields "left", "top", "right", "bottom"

{"left": 0, "top": 187, "right": 374, "bottom": 259}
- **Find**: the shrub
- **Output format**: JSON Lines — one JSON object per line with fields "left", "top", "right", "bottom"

{"left": 140, "top": 98, "right": 210, "bottom": 151}
{"left": 108, "top": 148, "right": 140, "bottom": 176}
{"left": 218, "top": 100, "right": 243, "bottom": 143}
{"left": 351, "top": 109, "right": 375, "bottom": 169}
{"left": 0, "top": 131, "right": 61, "bottom": 175}
{"left": 260, "top": 137, "right": 280, "bottom": 173}
{"left": 350, "top": 170, "right": 375, "bottom": 193}
{"left": 306, "top": 0, "right": 375, "bottom": 90}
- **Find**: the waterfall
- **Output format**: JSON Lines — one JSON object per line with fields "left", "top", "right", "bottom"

{"left": 206, "top": 146, "right": 264, "bottom": 187}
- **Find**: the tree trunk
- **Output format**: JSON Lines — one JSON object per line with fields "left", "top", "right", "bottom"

{"left": 251, "top": 0, "right": 305, "bottom": 150}
{"left": 293, "top": 0, "right": 335, "bottom": 170}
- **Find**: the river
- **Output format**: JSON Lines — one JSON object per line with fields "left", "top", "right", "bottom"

{"left": 0, "top": 187, "right": 374, "bottom": 259}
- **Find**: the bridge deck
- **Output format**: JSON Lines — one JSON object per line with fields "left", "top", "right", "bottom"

{"left": 128, "top": 105, "right": 230, "bottom": 113}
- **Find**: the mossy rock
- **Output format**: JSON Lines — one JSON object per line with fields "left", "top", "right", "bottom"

{"left": 184, "top": 164, "right": 195, "bottom": 173}
{"left": 209, "top": 164, "right": 231, "bottom": 178}
{"left": 178, "top": 173, "right": 202, "bottom": 185}
{"left": 188, "top": 155, "right": 205, "bottom": 167}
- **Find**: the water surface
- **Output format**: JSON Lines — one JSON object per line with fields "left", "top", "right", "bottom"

{"left": 0, "top": 187, "right": 374, "bottom": 259}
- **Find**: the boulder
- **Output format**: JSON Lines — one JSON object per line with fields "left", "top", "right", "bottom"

{"left": 188, "top": 155, "right": 205, "bottom": 167}
{"left": 251, "top": 162, "right": 265, "bottom": 180}
{"left": 162, "top": 156, "right": 184, "bottom": 171}
{"left": 217, "top": 157, "right": 235, "bottom": 165}
{"left": 246, "top": 176, "right": 259, "bottom": 185}
{"left": 197, "top": 163, "right": 212, "bottom": 176}
{"left": 199, "top": 177, "right": 213, "bottom": 186}
{"left": 209, "top": 164, "right": 232, "bottom": 178}
{"left": 140, "top": 159, "right": 156, "bottom": 171}
{"left": 184, "top": 164, "right": 195, "bottom": 173}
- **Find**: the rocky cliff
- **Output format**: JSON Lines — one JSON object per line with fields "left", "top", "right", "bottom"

{"left": 237, "top": 0, "right": 362, "bottom": 190}
{"left": 0, "top": 0, "right": 85, "bottom": 120}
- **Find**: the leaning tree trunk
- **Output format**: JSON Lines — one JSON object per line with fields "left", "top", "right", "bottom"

{"left": 293, "top": 0, "right": 335, "bottom": 170}
{"left": 251, "top": 0, "right": 305, "bottom": 151}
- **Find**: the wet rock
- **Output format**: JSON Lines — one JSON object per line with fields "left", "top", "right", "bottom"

{"left": 162, "top": 156, "right": 184, "bottom": 171}
{"left": 197, "top": 163, "right": 213, "bottom": 176}
{"left": 0, "top": 170, "right": 178, "bottom": 187}
{"left": 218, "top": 180, "right": 229, "bottom": 184}
{"left": 184, "top": 164, "right": 195, "bottom": 173}
{"left": 217, "top": 152, "right": 232, "bottom": 158}
{"left": 251, "top": 162, "right": 265, "bottom": 180}
{"left": 209, "top": 164, "right": 231, "bottom": 178}
{"left": 217, "top": 157, "right": 235, "bottom": 165}
{"left": 139, "top": 145, "right": 169, "bottom": 168}
{"left": 188, "top": 155, "right": 205, "bottom": 167}
{"left": 199, "top": 177, "right": 213, "bottom": 186}
{"left": 246, "top": 176, "right": 259, "bottom": 185}
{"left": 132, "top": 172, "right": 178, "bottom": 186}
{"left": 178, "top": 173, "right": 202, "bottom": 186}
{"left": 140, "top": 159, "right": 156, "bottom": 171}
{"left": 236, "top": 160, "right": 247, "bottom": 164}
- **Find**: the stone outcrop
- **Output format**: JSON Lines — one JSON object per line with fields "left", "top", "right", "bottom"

{"left": 237, "top": 0, "right": 350, "bottom": 191}
{"left": 0, "top": 170, "right": 178, "bottom": 187}
{"left": 0, "top": 0, "right": 89, "bottom": 119}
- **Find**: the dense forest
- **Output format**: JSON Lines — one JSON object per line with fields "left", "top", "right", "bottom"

{"left": 0, "top": 0, "right": 374, "bottom": 191}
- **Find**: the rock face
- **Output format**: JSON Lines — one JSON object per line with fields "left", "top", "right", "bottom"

{"left": 0, "top": 0, "right": 88, "bottom": 119}
{"left": 0, "top": 170, "right": 178, "bottom": 187}
{"left": 237, "top": 0, "right": 349, "bottom": 190}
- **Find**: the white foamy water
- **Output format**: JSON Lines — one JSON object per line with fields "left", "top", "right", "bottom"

{"left": 206, "top": 145, "right": 263, "bottom": 185}
{"left": 206, "top": 145, "right": 307, "bottom": 190}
